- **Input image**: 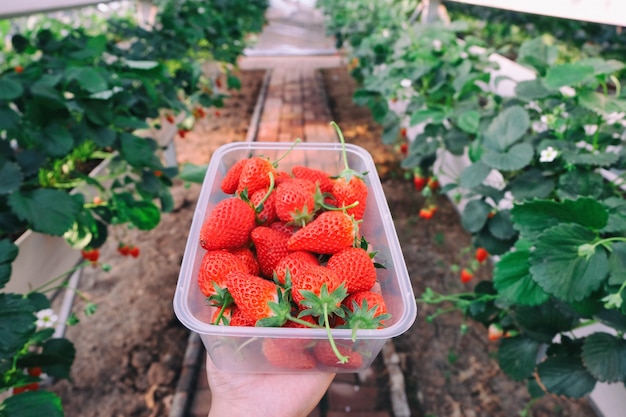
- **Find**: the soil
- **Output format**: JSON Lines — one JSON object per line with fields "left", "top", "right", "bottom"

{"left": 50, "top": 64, "right": 598, "bottom": 417}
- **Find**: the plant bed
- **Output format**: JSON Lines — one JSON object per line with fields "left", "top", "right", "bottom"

{"left": 321, "top": 65, "right": 598, "bottom": 417}
{"left": 47, "top": 69, "right": 267, "bottom": 417}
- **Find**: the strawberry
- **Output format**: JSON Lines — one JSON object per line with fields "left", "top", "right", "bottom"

{"left": 229, "top": 306, "right": 257, "bottom": 327}
{"left": 128, "top": 246, "right": 140, "bottom": 258}
{"left": 488, "top": 323, "right": 504, "bottom": 341}
{"left": 250, "top": 226, "right": 291, "bottom": 278}
{"left": 15, "top": 65, "right": 24, "bottom": 74}
{"left": 27, "top": 367, "right": 42, "bottom": 377}
{"left": 427, "top": 177, "right": 440, "bottom": 192}
{"left": 269, "top": 221, "right": 299, "bottom": 236}
{"left": 117, "top": 243, "right": 130, "bottom": 256}
{"left": 211, "top": 305, "right": 234, "bottom": 325}
{"left": 313, "top": 340, "right": 362, "bottom": 369}
{"left": 262, "top": 338, "right": 316, "bottom": 370}
{"left": 249, "top": 187, "right": 277, "bottom": 224}
{"left": 274, "top": 170, "right": 294, "bottom": 186}
{"left": 342, "top": 291, "right": 390, "bottom": 334}
{"left": 221, "top": 159, "right": 247, "bottom": 194}
{"left": 199, "top": 197, "right": 256, "bottom": 251}
{"left": 327, "top": 247, "right": 377, "bottom": 294}
{"left": 400, "top": 127, "right": 407, "bottom": 138}
{"left": 273, "top": 250, "right": 319, "bottom": 285}
{"left": 81, "top": 248, "right": 99, "bottom": 263}
{"left": 291, "top": 165, "right": 334, "bottom": 193}
{"left": 197, "top": 250, "right": 248, "bottom": 297}
{"left": 214, "top": 110, "right": 221, "bottom": 117}
{"left": 287, "top": 210, "right": 358, "bottom": 255}
{"left": 236, "top": 156, "right": 276, "bottom": 196}
{"left": 229, "top": 247, "right": 260, "bottom": 276}
{"left": 460, "top": 268, "right": 473, "bottom": 283}
{"left": 419, "top": 208, "right": 434, "bottom": 220}
{"left": 291, "top": 264, "right": 343, "bottom": 310}
{"left": 226, "top": 272, "right": 290, "bottom": 326}
{"left": 12, "top": 382, "right": 39, "bottom": 395}
{"left": 399, "top": 142, "right": 408, "bottom": 156}
{"left": 413, "top": 173, "right": 428, "bottom": 192}
{"left": 274, "top": 178, "right": 318, "bottom": 225}
{"left": 475, "top": 247, "right": 489, "bottom": 263}
{"left": 178, "top": 129, "right": 189, "bottom": 138}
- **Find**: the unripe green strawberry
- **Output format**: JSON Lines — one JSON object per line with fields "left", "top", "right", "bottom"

{"left": 199, "top": 197, "right": 256, "bottom": 251}
{"left": 250, "top": 226, "right": 291, "bottom": 279}
{"left": 197, "top": 250, "right": 248, "bottom": 298}
{"left": 287, "top": 211, "right": 358, "bottom": 255}
{"left": 327, "top": 247, "right": 377, "bottom": 294}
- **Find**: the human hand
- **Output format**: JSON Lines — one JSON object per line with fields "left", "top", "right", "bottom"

{"left": 205, "top": 353, "right": 336, "bottom": 417}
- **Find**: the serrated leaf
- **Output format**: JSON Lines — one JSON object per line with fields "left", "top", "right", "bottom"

{"left": 442, "top": 129, "right": 469, "bottom": 156}
{"left": 537, "top": 354, "right": 596, "bottom": 398}
{"left": 578, "top": 91, "right": 626, "bottom": 115}
{"left": 602, "top": 198, "right": 626, "bottom": 234}
{"left": 487, "top": 210, "right": 517, "bottom": 240}
{"left": 178, "top": 163, "right": 207, "bottom": 183}
{"left": 498, "top": 336, "right": 541, "bottom": 381}
{"left": 119, "top": 133, "right": 160, "bottom": 168}
{"left": 582, "top": 333, "right": 626, "bottom": 383}
{"left": 0, "top": 238, "right": 19, "bottom": 265}
{"left": 40, "top": 338, "right": 76, "bottom": 379}
{"left": 459, "top": 161, "right": 491, "bottom": 190}
{"left": 511, "top": 198, "right": 608, "bottom": 239}
{"left": 0, "top": 105, "right": 20, "bottom": 129}
{"left": 456, "top": 110, "right": 480, "bottom": 134}
{"left": 493, "top": 250, "right": 550, "bottom": 306}
{"left": 509, "top": 169, "right": 555, "bottom": 201}
{"left": 481, "top": 143, "right": 533, "bottom": 171}
{"left": 43, "top": 124, "right": 74, "bottom": 157}
{"left": 0, "top": 293, "right": 36, "bottom": 359}
{"left": 516, "top": 302, "right": 580, "bottom": 343}
{"left": 461, "top": 199, "right": 492, "bottom": 233}
{"left": 518, "top": 37, "right": 557, "bottom": 73}
{"left": 557, "top": 170, "right": 604, "bottom": 200}
{"left": 608, "top": 242, "right": 626, "bottom": 286}
{"left": 562, "top": 149, "right": 619, "bottom": 167}
{"left": 125, "top": 200, "right": 160, "bottom": 231}
{"left": 66, "top": 67, "right": 108, "bottom": 93}
{"left": 545, "top": 63, "right": 595, "bottom": 89}
{"left": 0, "top": 161, "right": 23, "bottom": 195}
{"left": 473, "top": 227, "right": 517, "bottom": 256}
{"left": 578, "top": 58, "right": 625, "bottom": 76}
{"left": 8, "top": 189, "right": 80, "bottom": 236}
{"left": 0, "top": 79, "right": 24, "bottom": 100}
{"left": 409, "top": 108, "right": 445, "bottom": 126}
{"left": 0, "top": 390, "right": 63, "bottom": 417}
{"left": 529, "top": 223, "right": 608, "bottom": 302}
{"left": 483, "top": 105, "right": 530, "bottom": 151}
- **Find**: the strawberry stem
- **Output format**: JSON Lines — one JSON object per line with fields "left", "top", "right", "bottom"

{"left": 330, "top": 121, "right": 360, "bottom": 180}
{"left": 273, "top": 138, "right": 302, "bottom": 166}
{"left": 323, "top": 303, "right": 349, "bottom": 364}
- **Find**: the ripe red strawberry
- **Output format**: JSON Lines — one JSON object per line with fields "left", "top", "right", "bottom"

{"left": 236, "top": 156, "right": 276, "bottom": 196}
{"left": 399, "top": 142, "right": 408, "bottom": 155}
{"left": 274, "top": 250, "right": 319, "bottom": 285}
{"left": 250, "top": 226, "right": 291, "bottom": 278}
{"left": 229, "top": 306, "right": 257, "bottom": 327}
{"left": 475, "top": 247, "right": 489, "bottom": 263}
{"left": 262, "top": 338, "right": 316, "bottom": 370}
{"left": 488, "top": 323, "right": 504, "bottom": 341}
{"left": 199, "top": 197, "right": 256, "bottom": 251}
{"left": 117, "top": 243, "right": 130, "bottom": 256}
{"left": 413, "top": 174, "right": 428, "bottom": 191}
{"left": 269, "top": 221, "right": 299, "bottom": 236}
{"left": 229, "top": 247, "right": 260, "bottom": 276}
{"left": 197, "top": 250, "right": 248, "bottom": 297}
{"left": 400, "top": 127, "right": 407, "bottom": 138}
{"left": 332, "top": 176, "right": 368, "bottom": 220}
{"left": 27, "top": 367, "right": 42, "bottom": 377}
{"left": 178, "top": 129, "right": 189, "bottom": 138}
{"left": 226, "top": 272, "right": 290, "bottom": 326}
{"left": 165, "top": 114, "right": 175, "bottom": 124}
{"left": 249, "top": 187, "right": 277, "bottom": 224}
{"left": 128, "top": 246, "right": 140, "bottom": 258}
{"left": 327, "top": 247, "right": 377, "bottom": 294}
{"left": 291, "top": 264, "right": 342, "bottom": 309}
{"left": 81, "top": 248, "right": 99, "bottom": 263}
{"left": 427, "top": 177, "right": 440, "bottom": 192}
{"left": 291, "top": 165, "right": 334, "bottom": 193}
{"left": 313, "top": 340, "right": 363, "bottom": 369}
{"left": 12, "top": 382, "right": 39, "bottom": 395}
{"left": 221, "top": 159, "right": 247, "bottom": 194}
{"left": 419, "top": 208, "right": 434, "bottom": 220}
{"left": 460, "top": 268, "right": 473, "bottom": 283}
{"left": 274, "top": 178, "right": 318, "bottom": 225}
{"left": 342, "top": 290, "right": 389, "bottom": 331}
{"left": 15, "top": 65, "right": 24, "bottom": 74}
{"left": 287, "top": 210, "right": 358, "bottom": 255}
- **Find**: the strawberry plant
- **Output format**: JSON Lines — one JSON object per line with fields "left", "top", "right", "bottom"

{"left": 320, "top": 0, "right": 626, "bottom": 403}
{"left": 0, "top": 0, "right": 268, "bottom": 414}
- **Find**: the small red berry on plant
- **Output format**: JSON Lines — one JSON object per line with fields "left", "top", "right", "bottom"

{"left": 460, "top": 268, "right": 473, "bottom": 283}
{"left": 419, "top": 208, "right": 434, "bottom": 220}
{"left": 128, "top": 246, "right": 140, "bottom": 258}
{"left": 488, "top": 323, "right": 504, "bottom": 341}
{"left": 177, "top": 129, "right": 189, "bottom": 138}
{"left": 165, "top": 114, "right": 175, "bottom": 124}
{"left": 81, "top": 248, "right": 99, "bottom": 263}
{"left": 15, "top": 65, "right": 24, "bottom": 74}
{"left": 427, "top": 177, "right": 440, "bottom": 192}
{"left": 413, "top": 173, "right": 428, "bottom": 192}
{"left": 475, "top": 247, "right": 489, "bottom": 263}
{"left": 117, "top": 244, "right": 130, "bottom": 256}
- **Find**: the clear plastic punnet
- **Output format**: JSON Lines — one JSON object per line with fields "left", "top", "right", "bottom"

{"left": 173, "top": 141, "right": 417, "bottom": 373}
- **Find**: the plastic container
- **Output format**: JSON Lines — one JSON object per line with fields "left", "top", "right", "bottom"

{"left": 173, "top": 141, "right": 417, "bottom": 373}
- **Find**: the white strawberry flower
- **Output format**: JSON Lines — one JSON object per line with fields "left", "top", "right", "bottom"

{"left": 584, "top": 125, "right": 598, "bottom": 136}
{"left": 539, "top": 146, "right": 559, "bottom": 163}
{"left": 400, "top": 78, "right": 412, "bottom": 88}
{"left": 603, "top": 111, "right": 625, "bottom": 125}
{"left": 432, "top": 39, "right": 442, "bottom": 51}
{"left": 382, "top": 29, "right": 390, "bottom": 38}
{"left": 36, "top": 308, "right": 59, "bottom": 329}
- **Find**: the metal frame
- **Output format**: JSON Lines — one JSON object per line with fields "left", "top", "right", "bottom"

{"left": 0, "top": 0, "right": 114, "bottom": 20}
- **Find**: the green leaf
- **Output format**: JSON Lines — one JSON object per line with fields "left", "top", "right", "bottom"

{"left": 508, "top": 169, "right": 555, "bottom": 201}
{"left": 227, "top": 74, "right": 242, "bottom": 90}
{"left": 461, "top": 199, "right": 492, "bottom": 233}
{"left": 493, "top": 250, "right": 550, "bottom": 306}
{"left": 515, "top": 303, "right": 580, "bottom": 342}
{"left": 537, "top": 354, "right": 596, "bottom": 398}
{"left": 456, "top": 110, "right": 480, "bottom": 134}
{"left": 0, "top": 390, "right": 63, "bottom": 417}
{"left": 459, "top": 162, "right": 490, "bottom": 190}
{"left": 515, "top": 79, "right": 553, "bottom": 101}
{"left": 578, "top": 91, "right": 626, "bottom": 115}
{"left": 545, "top": 63, "right": 595, "bottom": 89}
{"left": 518, "top": 37, "right": 557, "bottom": 73}
{"left": 481, "top": 143, "right": 533, "bottom": 171}
{"left": 40, "top": 338, "right": 75, "bottom": 379}
{"left": 562, "top": 149, "right": 619, "bottom": 167}
{"left": 0, "top": 79, "right": 24, "bottom": 101}
{"left": 409, "top": 109, "right": 445, "bottom": 126}
{"left": 0, "top": 293, "right": 36, "bottom": 359}
{"left": 66, "top": 67, "right": 108, "bottom": 93}
{"left": 498, "top": 336, "right": 541, "bottom": 381}
{"left": 11, "top": 34, "right": 30, "bottom": 53}
{"left": 582, "top": 333, "right": 626, "bottom": 383}
{"left": 442, "top": 129, "right": 469, "bottom": 156}
{"left": 483, "top": 105, "right": 530, "bottom": 151}
{"left": 0, "top": 238, "right": 19, "bottom": 277}
{"left": 0, "top": 161, "right": 23, "bottom": 195}
{"left": 487, "top": 210, "right": 517, "bottom": 240}
{"left": 43, "top": 124, "right": 74, "bottom": 157}
{"left": 0, "top": 105, "right": 20, "bottom": 129}
{"left": 178, "top": 163, "right": 208, "bottom": 183}
{"left": 126, "top": 201, "right": 161, "bottom": 231}
{"left": 557, "top": 170, "right": 605, "bottom": 200}
{"left": 474, "top": 227, "right": 517, "bottom": 256}
{"left": 511, "top": 198, "right": 608, "bottom": 239}
{"left": 8, "top": 189, "right": 80, "bottom": 236}
{"left": 578, "top": 58, "right": 625, "bottom": 76}
{"left": 119, "top": 133, "right": 160, "bottom": 168}
{"left": 529, "top": 223, "right": 608, "bottom": 302}
{"left": 608, "top": 242, "right": 626, "bottom": 286}
{"left": 603, "top": 197, "right": 626, "bottom": 234}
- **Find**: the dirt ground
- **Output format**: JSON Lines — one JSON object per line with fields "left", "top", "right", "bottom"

{"left": 51, "top": 65, "right": 598, "bottom": 417}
